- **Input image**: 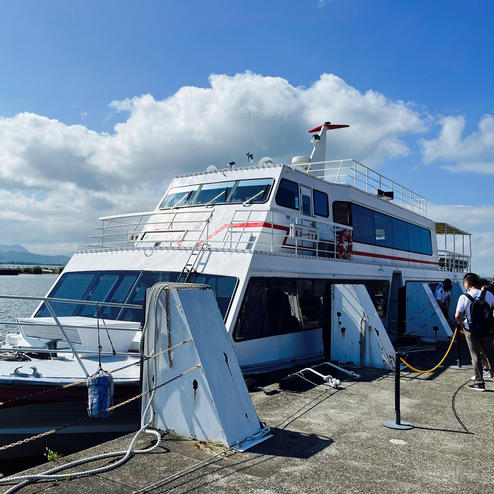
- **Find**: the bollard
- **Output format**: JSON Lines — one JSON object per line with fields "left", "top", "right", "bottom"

{"left": 449, "top": 330, "right": 471, "bottom": 370}
{"left": 383, "top": 352, "right": 413, "bottom": 430}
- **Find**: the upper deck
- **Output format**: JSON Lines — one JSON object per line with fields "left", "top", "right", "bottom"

{"left": 83, "top": 122, "right": 470, "bottom": 273}
{"left": 290, "top": 159, "right": 427, "bottom": 216}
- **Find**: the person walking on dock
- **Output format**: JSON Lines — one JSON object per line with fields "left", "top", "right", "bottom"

{"left": 455, "top": 273, "right": 494, "bottom": 391}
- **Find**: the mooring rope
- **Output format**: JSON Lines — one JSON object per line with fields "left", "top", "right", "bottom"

{"left": 399, "top": 327, "right": 458, "bottom": 374}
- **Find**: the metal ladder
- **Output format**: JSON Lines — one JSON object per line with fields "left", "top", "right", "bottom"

{"left": 176, "top": 214, "right": 212, "bottom": 283}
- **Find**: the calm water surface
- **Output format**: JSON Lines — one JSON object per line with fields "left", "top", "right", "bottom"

{"left": 0, "top": 274, "right": 58, "bottom": 338}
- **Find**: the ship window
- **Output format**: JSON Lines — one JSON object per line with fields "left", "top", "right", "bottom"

{"left": 229, "top": 178, "right": 273, "bottom": 203}
{"left": 36, "top": 270, "right": 237, "bottom": 323}
{"left": 233, "top": 277, "right": 390, "bottom": 342}
{"left": 160, "top": 185, "right": 199, "bottom": 209}
{"left": 276, "top": 179, "right": 299, "bottom": 210}
{"left": 374, "top": 212, "right": 394, "bottom": 248}
{"left": 332, "top": 201, "right": 351, "bottom": 226}
{"left": 193, "top": 181, "right": 236, "bottom": 206}
{"left": 234, "top": 278, "right": 332, "bottom": 341}
{"left": 352, "top": 204, "right": 375, "bottom": 244}
{"left": 333, "top": 201, "right": 432, "bottom": 256}
{"left": 393, "top": 218, "right": 409, "bottom": 251}
{"left": 313, "top": 189, "right": 329, "bottom": 217}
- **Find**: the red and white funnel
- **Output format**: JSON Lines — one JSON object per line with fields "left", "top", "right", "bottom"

{"left": 309, "top": 121, "right": 349, "bottom": 163}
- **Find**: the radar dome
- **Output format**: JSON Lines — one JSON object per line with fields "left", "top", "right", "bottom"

{"left": 206, "top": 165, "right": 218, "bottom": 172}
{"left": 258, "top": 156, "right": 274, "bottom": 166}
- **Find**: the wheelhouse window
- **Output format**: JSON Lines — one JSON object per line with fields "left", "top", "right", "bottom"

{"left": 36, "top": 270, "right": 237, "bottom": 322}
{"left": 160, "top": 178, "right": 273, "bottom": 209}
{"left": 229, "top": 178, "right": 273, "bottom": 203}
{"left": 332, "top": 201, "right": 432, "bottom": 255}
{"left": 193, "top": 181, "right": 235, "bottom": 206}
{"left": 160, "top": 185, "right": 199, "bottom": 209}
{"left": 275, "top": 178, "right": 299, "bottom": 210}
{"left": 313, "top": 189, "right": 329, "bottom": 217}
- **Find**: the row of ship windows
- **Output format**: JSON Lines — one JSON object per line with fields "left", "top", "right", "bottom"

{"left": 162, "top": 177, "right": 432, "bottom": 256}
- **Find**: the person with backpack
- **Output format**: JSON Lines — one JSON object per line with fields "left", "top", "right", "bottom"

{"left": 455, "top": 273, "right": 494, "bottom": 391}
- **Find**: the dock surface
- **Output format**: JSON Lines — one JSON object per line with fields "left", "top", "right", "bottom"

{"left": 2, "top": 359, "right": 493, "bottom": 494}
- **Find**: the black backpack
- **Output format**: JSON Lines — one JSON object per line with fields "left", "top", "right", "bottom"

{"left": 465, "top": 291, "right": 494, "bottom": 336}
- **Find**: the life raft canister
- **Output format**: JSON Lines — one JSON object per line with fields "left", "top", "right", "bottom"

{"left": 337, "top": 229, "right": 353, "bottom": 259}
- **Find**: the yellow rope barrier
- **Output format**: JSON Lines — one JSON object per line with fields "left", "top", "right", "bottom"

{"left": 400, "top": 327, "right": 458, "bottom": 374}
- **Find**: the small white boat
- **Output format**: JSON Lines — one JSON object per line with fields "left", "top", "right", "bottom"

{"left": 0, "top": 121, "right": 471, "bottom": 461}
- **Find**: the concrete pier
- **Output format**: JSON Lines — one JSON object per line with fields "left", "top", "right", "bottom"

{"left": 2, "top": 348, "right": 493, "bottom": 494}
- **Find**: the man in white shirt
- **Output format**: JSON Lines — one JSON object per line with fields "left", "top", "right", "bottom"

{"left": 455, "top": 273, "right": 494, "bottom": 391}
{"left": 435, "top": 278, "right": 452, "bottom": 321}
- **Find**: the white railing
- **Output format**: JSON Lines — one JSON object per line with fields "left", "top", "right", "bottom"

{"left": 437, "top": 250, "right": 471, "bottom": 273}
{"left": 86, "top": 208, "right": 354, "bottom": 261}
{"left": 290, "top": 159, "right": 427, "bottom": 216}
{"left": 0, "top": 295, "right": 142, "bottom": 377}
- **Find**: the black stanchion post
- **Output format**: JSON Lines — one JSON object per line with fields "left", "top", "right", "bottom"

{"left": 450, "top": 327, "right": 470, "bottom": 370}
{"left": 383, "top": 351, "right": 413, "bottom": 430}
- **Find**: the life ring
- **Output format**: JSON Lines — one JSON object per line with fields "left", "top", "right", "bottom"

{"left": 337, "top": 230, "right": 353, "bottom": 259}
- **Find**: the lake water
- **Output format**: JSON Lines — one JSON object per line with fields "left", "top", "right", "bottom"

{"left": 0, "top": 274, "right": 58, "bottom": 339}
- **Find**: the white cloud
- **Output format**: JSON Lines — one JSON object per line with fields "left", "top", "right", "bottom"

{"left": 420, "top": 114, "right": 494, "bottom": 174}
{"left": 0, "top": 71, "right": 457, "bottom": 261}
{"left": 428, "top": 203, "right": 494, "bottom": 276}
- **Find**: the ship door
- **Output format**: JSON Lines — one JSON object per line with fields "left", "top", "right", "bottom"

{"left": 300, "top": 186, "right": 312, "bottom": 217}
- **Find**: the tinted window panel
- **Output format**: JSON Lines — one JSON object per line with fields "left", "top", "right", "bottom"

{"left": 333, "top": 201, "right": 351, "bottom": 226}
{"left": 374, "top": 212, "right": 394, "bottom": 248}
{"left": 408, "top": 224, "right": 422, "bottom": 253}
{"left": 420, "top": 228, "right": 432, "bottom": 255}
{"left": 229, "top": 178, "right": 273, "bottom": 203}
{"left": 160, "top": 185, "right": 199, "bottom": 209}
{"left": 276, "top": 179, "right": 299, "bottom": 210}
{"left": 351, "top": 204, "right": 375, "bottom": 244}
{"left": 36, "top": 270, "right": 237, "bottom": 322}
{"left": 313, "top": 190, "right": 329, "bottom": 217}
{"left": 193, "top": 181, "right": 235, "bottom": 206}
{"left": 392, "top": 219, "right": 409, "bottom": 251}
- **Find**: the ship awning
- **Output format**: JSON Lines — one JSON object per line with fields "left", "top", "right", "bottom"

{"left": 434, "top": 222, "right": 471, "bottom": 236}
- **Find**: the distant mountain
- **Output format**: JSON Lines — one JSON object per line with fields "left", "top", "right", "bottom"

{"left": 0, "top": 244, "right": 70, "bottom": 266}
{"left": 0, "top": 244, "right": 30, "bottom": 254}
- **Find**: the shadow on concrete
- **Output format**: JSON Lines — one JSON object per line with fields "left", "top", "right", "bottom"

{"left": 248, "top": 428, "right": 333, "bottom": 458}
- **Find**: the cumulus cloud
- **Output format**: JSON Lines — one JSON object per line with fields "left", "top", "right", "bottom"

{"left": 428, "top": 202, "right": 494, "bottom": 276}
{"left": 0, "top": 71, "right": 437, "bottom": 256}
{"left": 420, "top": 114, "right": 494, "bottom": 174}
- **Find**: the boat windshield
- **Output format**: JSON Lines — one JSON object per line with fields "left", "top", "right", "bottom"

{"left": 160, "top": 185, "right": 199, "bottom": 209}
{"left": 35, "top": 270, "right": 237, "bottom": 323}
{"left": 160, "top": 178, "right": 274, "bottom": 209}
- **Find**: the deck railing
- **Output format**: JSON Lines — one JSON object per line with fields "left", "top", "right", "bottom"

{"left": 87, "top": 208, "right": 353, "bottom": 261}
{"left": 437, "top": 250, "right": 471, "bottom": 273}
{"left": 0, "top": 295, "right": 142, "bottom": 377}
{"left": 290, "top": 159, "right": 427, "bottom": 216}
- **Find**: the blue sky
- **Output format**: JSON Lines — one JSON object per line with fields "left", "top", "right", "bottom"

{"left": 0, "top": 0, "right": 492, "bottom": 272}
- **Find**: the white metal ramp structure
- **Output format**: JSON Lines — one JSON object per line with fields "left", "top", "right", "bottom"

{"left": 331, "top": 284, "right": 395, "bottom": 370}
{"left": 141, "top": 282, "right": 271, "bottom": 451}
{"left": 404, "top": 282, "right": 453, "bottom": 341}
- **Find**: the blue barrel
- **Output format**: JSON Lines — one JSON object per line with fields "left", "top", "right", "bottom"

{"left": 87, "top": 370, "right": 114, "bottom": 418}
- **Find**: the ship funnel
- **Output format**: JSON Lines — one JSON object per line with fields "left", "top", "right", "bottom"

{"left": 308, "top": 121, "right": 349, "bottom": 163}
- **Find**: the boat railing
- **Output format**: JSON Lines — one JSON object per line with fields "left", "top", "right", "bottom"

{"left": 290, "top": 159, "right": 427, "bottom": 216}
{"left": 220, "top": 208, "right": 353, "bottom": 258}
{"left": 437, "top": 250, "right": 471, "bottom": 273}
{"left": 86, "top": 207, "right": 354, "bottom": 260}
{"left": 88, "top": 209, "right": 213, "bottom": 249}
{"left": 0, "top": 295, "right": 142, "bottom": 377}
